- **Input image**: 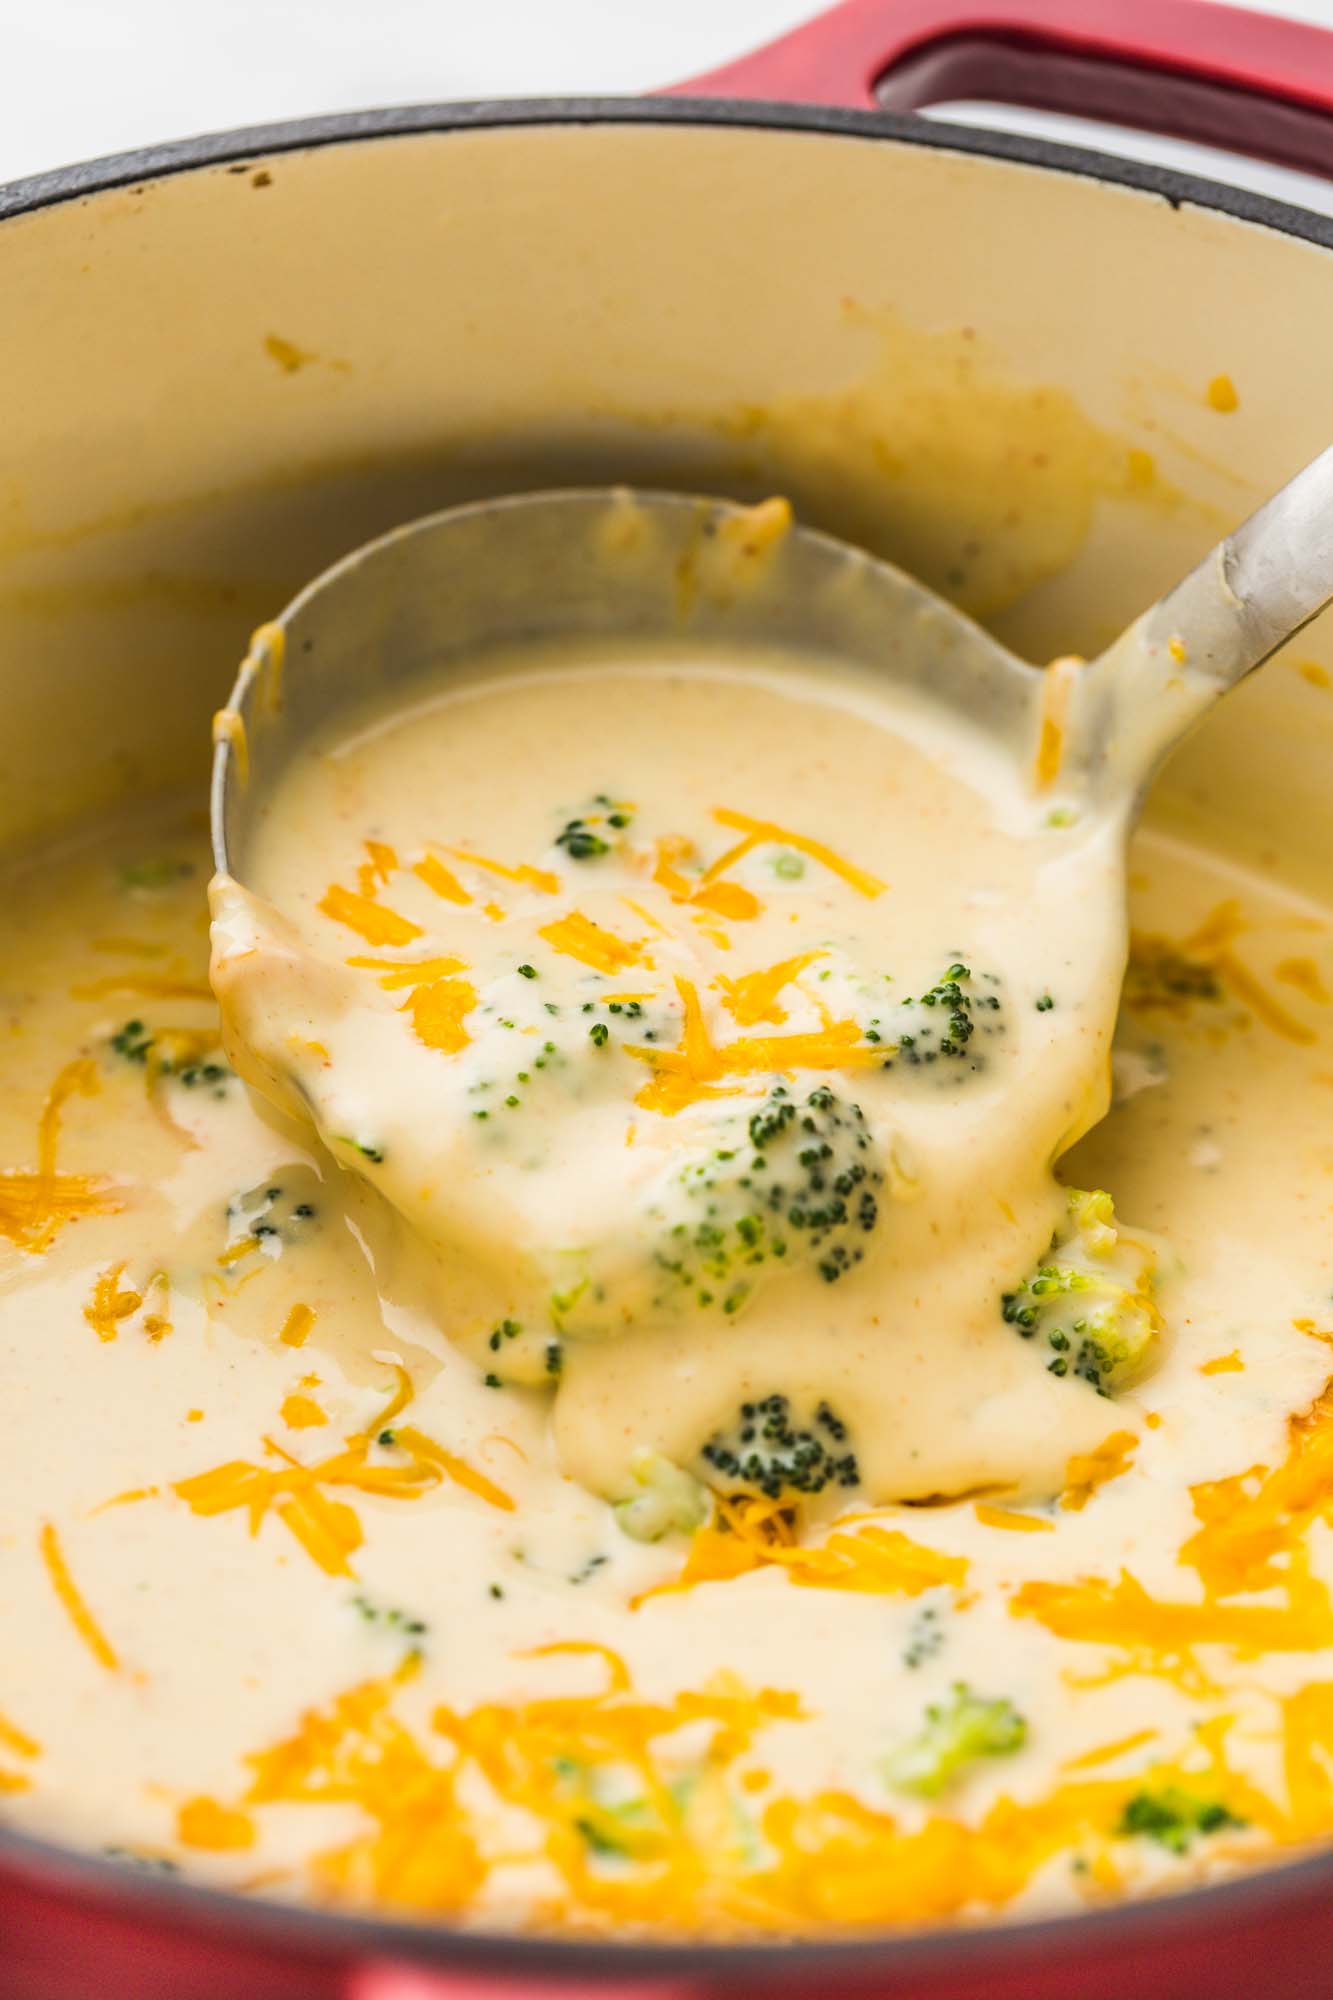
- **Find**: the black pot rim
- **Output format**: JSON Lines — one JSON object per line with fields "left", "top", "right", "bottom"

{"left": 4, "top": 89, "right": 1333, "bottom": 1986}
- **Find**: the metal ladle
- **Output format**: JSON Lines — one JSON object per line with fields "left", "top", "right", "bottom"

{"left": 212, "top": 460, "right": 1333, "bottom": 885}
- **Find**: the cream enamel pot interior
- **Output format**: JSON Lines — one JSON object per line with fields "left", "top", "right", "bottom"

{"left": 6, "top": 2, "right": 1333, "bottom": 1994}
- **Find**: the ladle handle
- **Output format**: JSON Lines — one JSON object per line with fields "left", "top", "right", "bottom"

{"left": 1141, "top": 441, "right": 1333, "bottom": 688}
{"left": 1071, "top": 442, "right": 1333, "bottom": 804}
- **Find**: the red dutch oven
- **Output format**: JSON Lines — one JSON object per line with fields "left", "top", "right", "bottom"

{"left": 6, "top": 1, "right": 1333, "bottom": 1994}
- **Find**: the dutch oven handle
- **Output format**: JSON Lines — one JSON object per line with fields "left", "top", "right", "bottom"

{"left": 663, "top": 0, "right": 1333, "bottom": 181}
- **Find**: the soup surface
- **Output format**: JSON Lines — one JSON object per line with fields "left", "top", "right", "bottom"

{"left": 2, "top": 634, "right": 1332, "bottom": 1938}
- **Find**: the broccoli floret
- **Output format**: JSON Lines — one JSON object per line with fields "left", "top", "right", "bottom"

{"left": 903, "top": 1598, "right": 948, "bottom": 1669}
{"left": 542, "top": 1081, "right": 886, "bottom": 1341}
{"left": 109, "top": 1020, "right": 231, "bottom": 1096}
{"left": 1124, "top": 936, "right": 1224, "bottom": 1015}
{"left": 224, "top": 1175, "right": 321, "bottom": 1250}
{"left": 553, "top": 795, "right": 634, "bottom": 861}
{"left": 613, "top": 1450, "right": 707, "bottom": 1543}
{"left": 349, "top": 1591, "right": 429, "bottom": 1641}
{"left": 110, "top": 1019, "right": 153, "bottom": 1064}
{"left": 650, "top": 1082, "right": 884, "bottom": 1314}
{"left": 882, "top": 1683, "right": 1028, "bottom": 1798}
{"left": 1117, "top": 1786, "right": 1244, "bottom": 1853}
{"left": 883, "top": 961, "right": 1004, "bottom": 1071}
{"left": 1001, "top": 1188, "right": 1160, "bottom": 1394}
{"left": 556, "top": 821, "right": 610, "bottom": 860}
{"left": 117, "top": 856, "right": 192, "bottom": 893}
{"left": 700, "top": 1394, "right": 860, "bottom": 1500}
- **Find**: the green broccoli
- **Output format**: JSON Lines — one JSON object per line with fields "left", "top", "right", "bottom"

{"left": 554, "top": 795, "right": 634, "bottom": 861}
{"left": 879, "top": 962, "right": 1005, "bottom": 1074}
{"left": 117, "top": 856, "right": 192, "bottom": 893}
{"left": 225, "top": 1176, "right": 321, "bottom": 1249}
{"left": 110, "top": 1019, "right": 153, "bottom": 1064}
{"left": 700, "top": 1394, "right": 859, "bottom": 1499}
{"left": 109, "top": 1020, "right": 231, "bottom": 1096}
{"left": 654, "top": 1081, "right": 884, "bottom": 1312}
{"left": 1117, "top": 1786, "right": 1244, "bottom": 1853}
{"left": 1002, "top": 1187, "right": 1160, "bottom": 1394}
{"left": 614, "top": 1450, "right": 707, "bottom": 1544}
{"left": 882, "top": 1683, "right": 1027, "bottom": 1798}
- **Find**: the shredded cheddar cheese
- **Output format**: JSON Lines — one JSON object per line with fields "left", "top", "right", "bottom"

{"left": 39, "top": 1523, "right": 120, "bottom": 1674}
{"left": 212, "top": 706, "right": 248, "bottom": 786}
{"left": 413, "top": 853, "right": 472, "bottom": 905}
{"left": 537, "top": 911, "right": 646, "bottom": 975}
{"left": 348, "top": 954, "right": 467, "bottom": 989}
{"left": 171, "top": 1371, "right": 513, "bottom": 1577}
{"left": 278, "top": 1303, "right": 316, "bottom": 1349}
{"left": 717, "top": 953, "right": 823, "bottom": 1027}
{"left": 628, "top": 976, "right": 881, "bottom": 1115}
{"left": 1061, "top": 1430, "right": 1138, "bottom": 1512}
{"left": 0, "top": 1060, "right": 122, "bottom": 1253}
{"left": 0, "top": 1708, "right": 40, "bottom": 1796}
{"left": 177, "top": 1796, "right": 257, "bottom": 1851}
{"left": 443, "top": 848, "right": 559, "bottom": 896}
{"left": 708, "top": 808, "right": 885, "bottom": 899}
{"left": 1033, "top": 656, "right": 1082, "bottom": 791}
{"left": 974, "top": 1503, "right": 1054, "bottom": 1534}
{"left": 318, "top": 884, "right": 423, "bottom": 949}
{"left": 400, "top": 975, "right": 478, "bottom": 1055}
{"left": 639, "top": 1496, "right": 968, "bottom": 1605}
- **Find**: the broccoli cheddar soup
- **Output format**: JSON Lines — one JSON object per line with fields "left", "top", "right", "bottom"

{"left": 3, "top": 631, "right": 1333, "bottom": 1938}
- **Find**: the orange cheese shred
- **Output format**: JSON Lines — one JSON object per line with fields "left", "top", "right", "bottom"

{"left": 82, "top": 1263, "right": 143, "bottom": 1343}
{"left": 1032, "top": 656, "right": 1082, "bottom": 791}
{"left": 348, "top": 954, "right": 467, "bottom": 990}
{"left": 212, "top": 706, "right": 249, "bottom": 786}
{"left": 363, "top": 839, "right": 398, "bottom": 884}
{"left": 1060, "top": 1729, "right": 1159, "bottom": 1773}
{"left": 638, "top": 1496, "right": 967, "bottom": 1606}
{"left": 202, "top": 1648, "right": 1280, "bottom": 1930}
{"left": 171, "top": 1367, "right": 510, "bottom": 1574}
{"left": 1061, "top": 1430, "right": 1138, "bottom": 1512}
{"left": 443, "top": 847, "right": 559, "bottom": 895}
{"left": 629, "top": 976, "right": 882, "bottom": 1115}
{"left": 0, "top": 1060, "right": 122, "bottom": 1253}
{"left": 278, "top": 1303, "right": 316, "bottom": 1349}
{"left": 393, "top": 1426, "right": 515, "bottom": 1513}
{"left": 1010, "top": 1566, "right": 1333, "bottom": 1688}
{"left": 1283, "top": 1683, "right": 1333, "bottom": 1837}
{"left": 718, "top": 953, "right": 822, "bottom": 1027}
{"left": 177, "top": 1797, "right": 257, "bottom": 1851}
{"left": 400, "top": 975, "right": 478, "bottom": 1055}
{"left": 318, "top": 884, "right": 422, "bottom": 948}
{"left": 1180, "top": 1379, "right": 1333, "bottom": 1601}
{"left": 0, "top": 1710, "right": 40, "bottom": 1762}
{"left": 281, "top": 1393, "right": 328, "bottom": 1430}
{"left": 691, "top": 880, "right": 762, "bottom": 922}
{"left": 39, "top": 1522, "right": 120, "bottom": 1673}
{"left": 413, "top": 853, "right": 472, "bottom": 905}
{"left": 537, "top": 911, "right": 646, "bottom": 975}
{"left": 0, "top": 1711, "right": 37, "bottom": 1796}
{"left": 708, "top": 807, "right": 886, "bottom": 899}
{"left": 974, "top": 1503, "right": 1054, "bottom": 1534}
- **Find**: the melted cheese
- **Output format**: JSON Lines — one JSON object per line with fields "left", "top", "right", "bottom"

{"left": 211, "top": 641, "right": 1132, "bottom": 1506}
{"left": 0, "top": 680, "right": 1330, "bottom": 1936}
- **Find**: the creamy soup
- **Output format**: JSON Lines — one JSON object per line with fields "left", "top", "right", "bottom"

{"left": 212, "top": 640, "right": 1136, "bottom": 1511}
{"left": 2, "top": 634, "right": 1332, "bottom": 1937}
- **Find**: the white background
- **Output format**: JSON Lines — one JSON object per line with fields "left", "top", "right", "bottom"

{"left": 5, "top": 0, "right": 1333, "bottom": 211}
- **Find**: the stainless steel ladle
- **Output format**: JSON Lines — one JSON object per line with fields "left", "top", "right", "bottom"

{"left": 212, "top": 460, "right": 1333, "bottom": 884}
